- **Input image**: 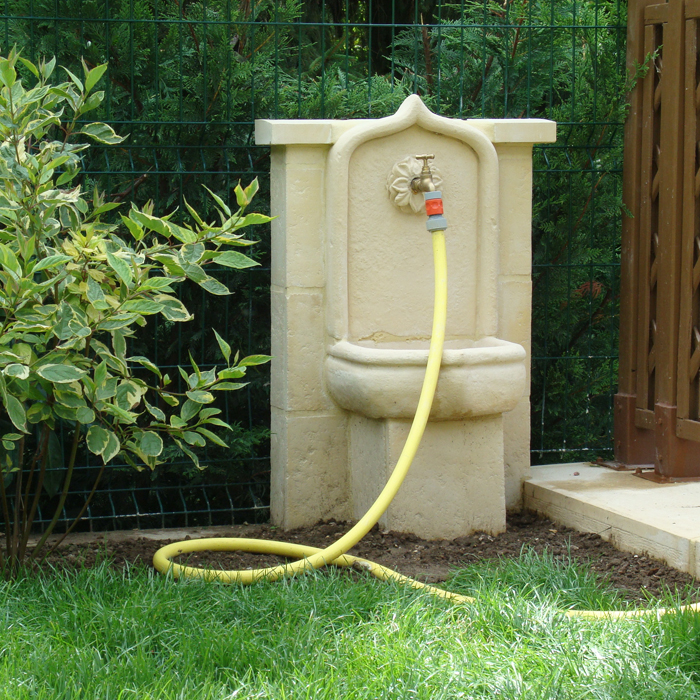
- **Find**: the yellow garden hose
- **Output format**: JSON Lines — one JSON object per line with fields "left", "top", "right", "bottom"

{"left": 153, "top": 230, "right": 448, "bottom": 585}
{"left": 154, "top": 228, "right": 699, "bottom": 620}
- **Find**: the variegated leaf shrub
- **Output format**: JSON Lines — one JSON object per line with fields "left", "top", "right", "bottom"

{"left": 0, "top": 49, "right": 270, "bottom": 573}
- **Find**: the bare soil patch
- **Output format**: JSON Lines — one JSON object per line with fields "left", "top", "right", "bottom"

{"left": 39, "top": 511, "right": 698, "bottom": 603}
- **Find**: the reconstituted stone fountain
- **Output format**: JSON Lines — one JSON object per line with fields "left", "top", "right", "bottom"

{"left": 256, "top": 95, "right": 555, "bottom": 539}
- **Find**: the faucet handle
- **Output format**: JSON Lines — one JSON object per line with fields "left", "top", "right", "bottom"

{"left": 415, "top": 154, "right": 435, "bottom": 170}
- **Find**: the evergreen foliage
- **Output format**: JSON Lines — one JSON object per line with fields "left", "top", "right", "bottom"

{"left": 0, "top": 0, "right": 627, "bottom": 526}
{"left": 391, "top": 0, "right": 626, "bottom": 461}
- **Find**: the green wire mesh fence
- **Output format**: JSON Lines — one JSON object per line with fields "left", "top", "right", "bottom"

{"left": 1, "top": 0, "right": 625, "bottom": 530}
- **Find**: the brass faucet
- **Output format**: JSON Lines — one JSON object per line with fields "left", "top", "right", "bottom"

{"left": 410, "top": 154, "right": 436, "bottom": 193}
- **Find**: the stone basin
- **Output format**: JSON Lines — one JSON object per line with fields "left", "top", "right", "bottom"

{"left": 325, "top": 337, "right": 527, "bottom": 421}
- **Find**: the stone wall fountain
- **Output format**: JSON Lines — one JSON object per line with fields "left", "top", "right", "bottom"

{"left": 256, "top": 95, "right": 555, "bottom": 539}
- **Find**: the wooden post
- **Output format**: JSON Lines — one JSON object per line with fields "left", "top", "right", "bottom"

{"left": 614, "top": 0, "right": 658, "bottom": 466}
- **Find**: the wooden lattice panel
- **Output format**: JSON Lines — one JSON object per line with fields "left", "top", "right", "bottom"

{"left": 617, "top": 0, "right": 700, "bottom": 476}
{"left": 635, "top": 11, "right": 665, "bottom": 427}
{"left": 677, "top": 0, "right": 700, "bottom": 437}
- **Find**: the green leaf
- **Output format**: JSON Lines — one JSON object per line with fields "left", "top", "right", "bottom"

{"left": 183, "top": 431, "right": 206, "bottom": 447}
{"left": 98, "top": 315, "right": 138, "bottom": 331}
{"left": 175, "top": 439, "right": 200, "bottom": 470}
{"left": 239, "top": 355, "right": 272, "bottom": 367}
{"left": 203, "top": 185, "right": 231, "bottom": 217}
{"left": 18, "top": 57, "right": 40, "bottom": 79}
{"left": 196, "top": 427, "right": 228, "bottom": 448}
{"left": 236, "top": 212, "right": 271, "bottom": 228}
{"left": 155, "top": 295, "right": 192, "bottom": 322}
{"left": 183, "top": 197, "right": 205, "bottom": 227}
{"left": 144, "top": 400, "right": 165, "bottom": 422}
{"left": 27, "top": 403, "right": 52, "bottom": 424}
{"left": 161, "top": 393, "right": 179, "bottom": 407}
{"left": 137, "top": 277, "right": 174, "bottom": 292}
{"left": 41, "top": 57, "right": 56, "bottom": 80}
{"left": 46, "top": 154, "right": 70, "bottom": 170}
{"left": 36, "top": 364, "right": 87, "bottom": 383}
{"left": 180, "top": 399, "right": 201, "bottom": 422}
{"left": 62, "top": 66, "right": 83, "bottom": 92}
{"left": 120, "top": 214, "right": 145, "bottom": 241}
{"left": 116, "top": 380, "right": 142, "bottom": 411}
{"left": 169, "top": 415, "right": 187, "bottom": 429}
{"left": 185, "top": 390, "right": 214, "bottom": 404}
{"left": 151, "top": 254, "right": 185, "bottom": 276}
{"left": 140, "top": 431, "right": 163, "bottom": 457}
{"left": 3, "top": 364, "right": 29, "bottom": 379}
{"left": 198, "top": 277, "right": 231, "bottom": 296}
{"left": 106, "top": 251, "right": 133, "bottom": 286}
{"left": 86, "top": 425, "right": 109, "bottom": 456}
{"left": 129, "top": 208, "right": 179, "bottom": 239}
{"left": 213, "top": 330, "right": 231, "bottom": 363}
{"left": 76, "top": 406, "right": 96, "bottom": 424}
{"left": 54, "top": 389, "right": 87, "bottom": 408}
{"left": 213, "top": 235, "right": 256, "bottom": 247}
{"left": 102, "top": 430, "right": 120, "bottom": 463}
{"left": 56, "top": 168, "right": 79, "bottom": 187}
{"left": 54, "top": 404, "right": 76, "bottom": 420}
{"left": 113, "top": 330, "right": 127, "bottom": 361}
{"left": 80, "top": 122, "right": 124, "bottom": 145}
{"left": 179, "top": 260, "right": 207, "bottom": 283}
{"left": 234, "top": 183, "right": 248, "bottom": 208}
{"left": 0, "top": 58, "right": 15, "bottom": 88}
{"left": 203, "top": 417, "right": 232, "bottom": 429}
{"left": 78, "top": 91, "right": 104, "bottom": 116}
{"left": 93, "top": 201, "right": 121, "bottom": 217}
{"left": 212, "top": 382, "right": 248, "bottom": 391}
{"left": 129, "top": 356, "right": 162, "bottom": 377}
{"left": 243, "top": 177, "right": 259, "bottom": 202}
{"left": 99, "top": 403, "right": 137, "bottom": 424}
{"left": 0, "top": 243, "right": 22, "bottom": 279}
{"left": 215, "top": 251, "right": 259, "bottom": 269}
{"left": 96, "top": 377, "right": 118, "bottom": 401}
{"left": 5, "top": 395, "right": 27, "bottom": 433}
{"left": 86, "top": 276, "right": 106, "bottom": 306}
{"left": 94, "top": 361, "right": 108, "bottom": 388}
{"left": 84, "top": 62, "right": 108, "bottom": 93}
{"left": 121, "top": 300, "right": 163, "bottom": 314}
{"left": 32, "top": 255, "right": 72, "bottom": 272}
{"left": 166, "top": 223, "right": 198, "bottom": 244}
{"left": 217, "top": 367, "right": 246, "bottom": 380}
{"left": 181, "top": 242, "right": 205, "bottom": 264}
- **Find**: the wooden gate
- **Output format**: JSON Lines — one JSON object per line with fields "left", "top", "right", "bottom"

{"left": 615, "top": 0, "right": 700, "bottom": 479}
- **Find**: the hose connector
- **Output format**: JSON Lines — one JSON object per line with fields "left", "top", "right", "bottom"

{"left": 424, "top": 191, "right": 447, "bottom": 231}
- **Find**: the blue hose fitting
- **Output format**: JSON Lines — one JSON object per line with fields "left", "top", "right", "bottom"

{"left": 424, "top": 191, "right": 447, "bottom": 231}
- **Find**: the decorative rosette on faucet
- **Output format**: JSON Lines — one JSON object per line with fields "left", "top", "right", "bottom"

{"left": 386, "top": 155, "right": 443, "bottom": 214}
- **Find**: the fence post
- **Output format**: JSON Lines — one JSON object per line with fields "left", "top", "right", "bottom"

{"left": 614, "top": 0, "right": 658, "bottom": 466}
{"left": 651, "top": 0, "right": 698, "bottom": 478}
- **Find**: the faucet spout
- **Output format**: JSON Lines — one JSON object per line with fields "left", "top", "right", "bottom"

{"left": 411, "top": 154, "right": 437, "bottom": 193}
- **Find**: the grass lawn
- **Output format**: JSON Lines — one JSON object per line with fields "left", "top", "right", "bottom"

{"left": 1, "top": 548, "right": 699, "bottom": 699}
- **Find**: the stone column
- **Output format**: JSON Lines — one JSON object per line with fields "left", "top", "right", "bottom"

{"left": 262, "top": 125, "right": 357, "bottom": 528}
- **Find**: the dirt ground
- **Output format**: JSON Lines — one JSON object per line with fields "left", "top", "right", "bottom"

{"left": 40, "top": 511, "right": 698, "bottom": 603}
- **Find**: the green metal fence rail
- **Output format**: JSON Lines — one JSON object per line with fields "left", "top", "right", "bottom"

{"left": 1, "top": 0, "right": 625, "bottom": 530}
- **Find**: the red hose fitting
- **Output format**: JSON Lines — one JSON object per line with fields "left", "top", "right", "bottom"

{"left": 424, "top": 190, "right": 447, "bottom": 231}
{"left": 425, "top": 197, "right": 443, "bottom": 216}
